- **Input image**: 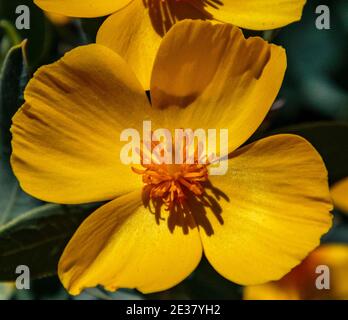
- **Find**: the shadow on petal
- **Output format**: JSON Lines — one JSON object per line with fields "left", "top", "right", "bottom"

{"left": 143, "top": 0, "right": 213, "bottom": 36}
{"left": 142, "top": 179, "right": 229, "bottom": 236}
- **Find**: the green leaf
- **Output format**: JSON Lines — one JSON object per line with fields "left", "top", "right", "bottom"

{"left": 0, "top": 41, "right": 27, "bottom": 146}
{"left": 0, "top": 41, "right": 42, "bottom": 225}
{"left": 0, "top": 20, "right": 21, "bottom": 46}
{"left": 0, "top": 20, "right": 22, "bottom": 68}
{"left": 269, "top": 122, "right": 348, "bottom": 185}
{"left": 0, "top": 203, "right": 98, "bottom": 281}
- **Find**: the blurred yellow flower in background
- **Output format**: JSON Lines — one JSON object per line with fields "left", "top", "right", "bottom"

{"left": 34, "top": 0, "right": 307, "bottom": 88}
{"left": 331, "top": 178, "right": 348, "bottom": 214}
{"left": 244, "top": 244, "right": 348, "bottom": 300}
{"left": 0, "top": 283, "right": 15, "bottom": 300}
{"left": 11, "top": 20, "right": 331, "bottom": 295}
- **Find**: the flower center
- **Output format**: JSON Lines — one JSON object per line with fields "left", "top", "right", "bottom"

{"left": 132, "top": 142, "right": 209, "bottom": 210}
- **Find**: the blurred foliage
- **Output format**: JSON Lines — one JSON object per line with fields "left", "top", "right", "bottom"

{"left": 0, "top": 203, "right": 100, "bottom": 282}
{"left": 273, "top": 0, "right": 348, "bottom": 124}
{"left": 0, "top": 41, "right": 42, "bottom": 224}
{"left": 0, "top": 0, "right": 347, "bottom": 300}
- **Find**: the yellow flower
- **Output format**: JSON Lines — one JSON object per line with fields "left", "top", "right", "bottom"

{"left": 331, "top": 178, "right": 348, "bottom": 214}
{"left": 244, "top": 244, "right": 348, "bottom": 300}
{"left": 34, "top": 0, "right": 307, "bottom": 88}
{"left": 11, "top": 20, "right": 332, "bottom": 295}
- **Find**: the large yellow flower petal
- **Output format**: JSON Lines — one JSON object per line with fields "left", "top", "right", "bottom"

{"left": 11, "top": 44, "right": 157, "bottom": 204}
{"left": 200, "top": 134, "right": 332, "bottom": 285}
{"left": 97, "top": 1, "right": 160, "bottom": 90}
{"left": 151, "top": 20, "right": 287, "bottom": 152}
{"left": 34, "top": 0, "right": 132, "bottom": 17}
{"left": 200, "top": 0, "right": 307, "bottom": 30}
{"left": 244, "top": 244, "right": 348, "bottom": 300}
{"left": 59, "top": 191, "right": 202, "bottom": 295}
{"left": 331, "top": 178, "right": 348, "bottom": 214}
{"left": 97, "top": 1, "right": 207, "bottom": 90}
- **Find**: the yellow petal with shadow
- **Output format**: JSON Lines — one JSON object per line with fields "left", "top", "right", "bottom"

{"left": 11, "top": 44, "right": 160, "bottom": 204}
{"left": 97, "top": 1, "right": 209, "bottom": 89}
{"left": 58, "top": 191, "right": 202, "bottom": 295}
{"left": 198, "top": 0, "right": 307, "bottom": 30}
{"left": 150, "top": 20, "right": 287, "bottom": 153}
{"left": 200, "top": 134, "right": 332, "bottom": 285}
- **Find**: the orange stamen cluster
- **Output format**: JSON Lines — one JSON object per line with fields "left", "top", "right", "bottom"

{"left": 132, "top": 140, "right": 209, "bottom": 210}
